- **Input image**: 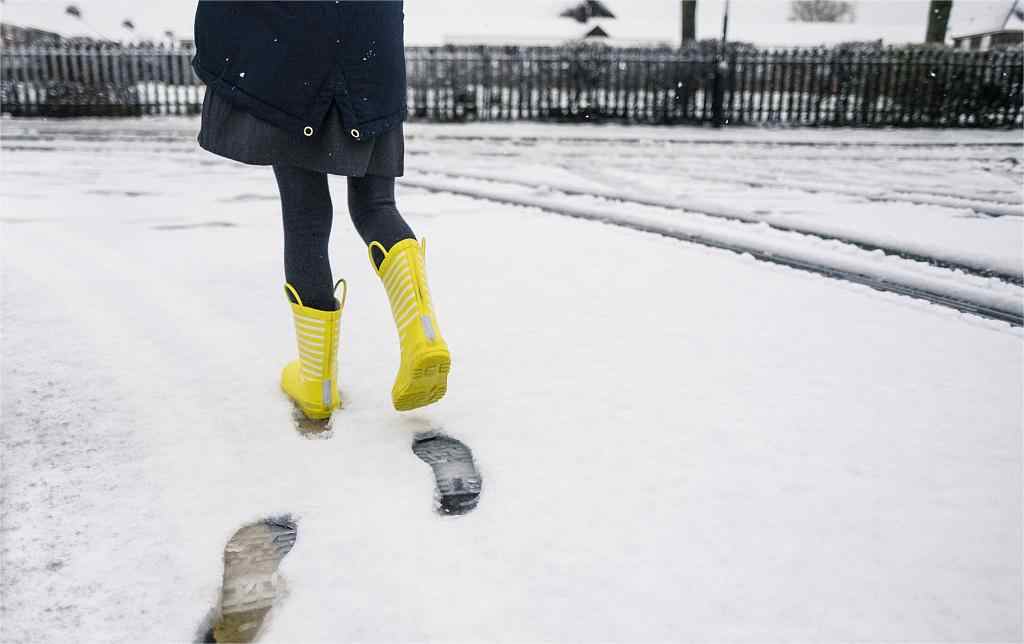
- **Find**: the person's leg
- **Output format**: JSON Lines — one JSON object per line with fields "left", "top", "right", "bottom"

{"left": 350, "top": 175, "right": 450, "bottom": 412}
{"left": 347, "top": 175, "right": 414, "bottom": 268}
{"left": 273, "top": 164, "right": 343, "bottom": 420}
{"left": 273, "top": 164, "right": 337, "bottom": 311}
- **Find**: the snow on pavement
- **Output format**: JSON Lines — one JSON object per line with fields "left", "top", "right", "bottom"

{"left": 401, "top": 126, "right": 1024, "bottom": 279}
{"left": 400, "top": 171, "right": 1023, "bottom": 320}
{"left": 1, "top": 118, "right": 1021, "bottom": 642}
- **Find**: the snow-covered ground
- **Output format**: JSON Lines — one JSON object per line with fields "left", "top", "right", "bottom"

{"left": 1, "top": 118, "right": 1022, "bottom": 642}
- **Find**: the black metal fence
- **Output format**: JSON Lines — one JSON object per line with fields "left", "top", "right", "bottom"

{"left": 2, "top": 43, "right": 1022, "bottom": 127}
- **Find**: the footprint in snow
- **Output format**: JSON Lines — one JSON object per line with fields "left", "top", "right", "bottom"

{"left": 413, "top": 431, "right": 482, "bottom": 516}
{"left": 200, "top": 516, "right": 297, "bottom": 643}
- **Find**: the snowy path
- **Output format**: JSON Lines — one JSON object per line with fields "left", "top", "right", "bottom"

{"left": 1, "top": 118, "right": 1022, "bottom": 642}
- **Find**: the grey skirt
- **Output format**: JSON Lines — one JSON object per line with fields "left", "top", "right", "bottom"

{"left": 197, "top": 89, "right": 404, "bottom": 177}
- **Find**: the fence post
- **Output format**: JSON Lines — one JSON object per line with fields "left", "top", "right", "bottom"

{"left": 712, "top": 50, "right": 728, "bottom": 127}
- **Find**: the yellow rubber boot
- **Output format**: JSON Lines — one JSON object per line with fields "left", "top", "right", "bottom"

{"left": 370, "top": 238, "right": 451, "bottom": 411}
{"left": 280, "top": 280, "right": 346, "bottom": 420}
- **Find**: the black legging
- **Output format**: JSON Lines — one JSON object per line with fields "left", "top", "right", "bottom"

{"left": 273, "top": 165, "right": 414, "bottom": 310}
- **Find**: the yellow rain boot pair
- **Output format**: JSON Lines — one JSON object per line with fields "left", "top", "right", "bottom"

{"left": 280, "top": 281, "right": 346, "bottom": 420}
{"left": 370, "top": 238, "right": 451, "bottom": 412}
{"left": 281, "top": 238, "right": 449, "bottom": 419}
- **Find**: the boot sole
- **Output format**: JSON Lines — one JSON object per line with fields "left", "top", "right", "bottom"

{"left": 394, "top": 350, "right": 451, "bottom": 412}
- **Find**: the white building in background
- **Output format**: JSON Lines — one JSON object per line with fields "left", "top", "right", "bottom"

{"left": 951, "top": 28, "right": 1024, "bottom": 49}
{"left": 950, "top": 0, "right": 1024, "bottom": 50}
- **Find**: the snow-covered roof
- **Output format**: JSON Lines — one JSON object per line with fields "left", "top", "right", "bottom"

{"left": 949, "top": 0, "right": 1024, "bottom": 37}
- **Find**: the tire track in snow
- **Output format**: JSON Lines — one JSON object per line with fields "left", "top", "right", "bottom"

{"left": 407, "top": 137, "right": 1023, "bottom": 207}
{"left": 588, "top": 157, "right": 1021, "bottom": 204}
{"left": 400, "top": 174, "right": 1024, "bottom": 327}
{"left": 410, "top": 168, "right": 1024, "bottom": 285}
{"left": 407, "top": 139, "right": 1021, "bottom": 168}
{"left": 582, "top": 163, "right": 1023, "bottom": 218}
{"left": 405, "top": 132, "right": 1024, "bottom": 149}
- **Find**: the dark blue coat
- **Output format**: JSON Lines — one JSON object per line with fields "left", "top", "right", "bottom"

{"left": 191, "top": 1, "right": 406, "bottom": 141}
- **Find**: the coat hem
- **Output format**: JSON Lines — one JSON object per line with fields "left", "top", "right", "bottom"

{"left": 192, "top": 55, "right": 407, "bottom": 141}
{"left": 197, "top": 132, "right": 404, "bottom": 177}
{"left": 196, "top": 102, "right": 405, "bottom": 178}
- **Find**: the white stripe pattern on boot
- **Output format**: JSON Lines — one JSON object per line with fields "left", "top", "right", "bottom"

{"left": 381, "top": 250, "right": 429, "bottom": 345}
{"left": 292, "top": 312, "right": 337, "bottom": 381}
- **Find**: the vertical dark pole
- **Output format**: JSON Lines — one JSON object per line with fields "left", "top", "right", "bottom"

{"left": 720, "top": 0, "right": 730, "bottom": 46}
{"left": 681, "top": 1, "right": 697, "bottom": 46}
{"left": 926, "top": 1, "right": 953, "bottom": 44}
{"left": 712, "top": 0, "right": 730, "bottom": 126}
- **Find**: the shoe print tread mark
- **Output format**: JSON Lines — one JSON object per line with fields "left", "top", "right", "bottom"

{"left": 412, "top": 432, "right": 482, "bottom": 516}
{"left": 202, "top": 516, "right": 297, "bottom": 643}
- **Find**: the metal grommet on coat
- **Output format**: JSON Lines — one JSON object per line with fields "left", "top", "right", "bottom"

{"left": 350, "top": 128, "right": 361, "bottom": 139}
{"left": 303, "top": 126, "right": 314, "bottom": 137}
